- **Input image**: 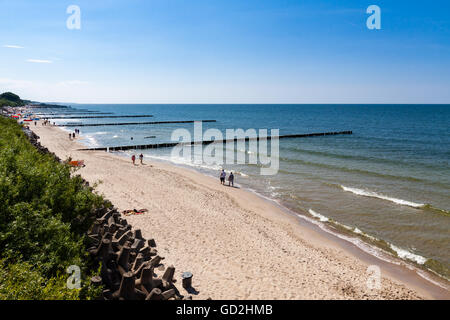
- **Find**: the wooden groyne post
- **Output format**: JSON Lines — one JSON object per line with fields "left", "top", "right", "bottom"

{"left": 47, "top": 115, "right": 153, "bottom": 120}
{"left": 33, "top": 112, "right": 114, "bottom": 116}
{"left": 61, "top": 119, "right": 217, "bottom": 127}
{"left": 79, "top": 130, "right": 353, "bottom": 151}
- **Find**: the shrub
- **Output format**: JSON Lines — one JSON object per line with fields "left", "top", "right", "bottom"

{"left": 0, "top": 116, "right": 104, "bottom": 299}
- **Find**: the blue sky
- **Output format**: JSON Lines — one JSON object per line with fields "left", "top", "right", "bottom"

{"left": 1, "top": 0, "right": 449, "bottom": 103}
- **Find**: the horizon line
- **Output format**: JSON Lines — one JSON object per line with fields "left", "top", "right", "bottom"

{"left": 34, "top": 102, "right": 450, "bottom": 105}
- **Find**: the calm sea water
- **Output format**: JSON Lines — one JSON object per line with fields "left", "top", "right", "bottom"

{"left": 40, "top": 104, "right": 450, "bottom": 278}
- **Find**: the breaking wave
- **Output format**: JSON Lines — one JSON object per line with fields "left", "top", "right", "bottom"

{"left": 340, "top": 185, "right": 425, "bottom": 208}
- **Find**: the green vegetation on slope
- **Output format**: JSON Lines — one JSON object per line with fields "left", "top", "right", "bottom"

{"left": 0, "top": 92, "right": 25, "bottom": 108}
{"left": 0, "top": 116, "right": 103, "bottom": 299}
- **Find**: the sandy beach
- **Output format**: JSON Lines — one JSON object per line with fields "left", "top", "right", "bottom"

{"left": 29, "top": 123, "right": 449, "bottom": 300}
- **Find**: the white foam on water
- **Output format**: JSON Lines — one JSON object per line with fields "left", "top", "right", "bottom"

{"left": 340, "top": 185, "right": 425, "bottom": 208}
{"left": 293, "top": 212, "right": 397, "bottom": 264}
{"left": 84, "top": 135, "right": 99, "bottom": 147}
{"left": 308, "top": 209, "right": 329, "bottom": 222}
{"left": 144, "top": 154, "right": 223, "bottom": 172}
{"left": 246, "top": 187, "right": 284, "bottom": 207}
{"left": 389, "top": 244, "right": 427, "bottom": 265}
{"left": 351, "top": 227, "right": 380, "bottom": 242}
{"left": 58, "top": 126, "right": 72, "bottom": 133}
{"left": 295, "top": 211, "right": 433, "bottom": 273}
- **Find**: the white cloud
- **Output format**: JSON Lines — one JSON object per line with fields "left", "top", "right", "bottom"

{"left": 26, "top": 59, "right": 53, "bottom": 64}
{"left": 3, "top": 44, "right": 24, "bottom": 49}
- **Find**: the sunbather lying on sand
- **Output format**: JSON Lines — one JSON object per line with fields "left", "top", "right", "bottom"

{"left": 122, "top": 208, "right": 148, "bottom": 216}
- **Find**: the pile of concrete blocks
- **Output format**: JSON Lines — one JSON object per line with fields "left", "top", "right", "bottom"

{"left": 87, "top": 207, "right": 191, "bottom": 300}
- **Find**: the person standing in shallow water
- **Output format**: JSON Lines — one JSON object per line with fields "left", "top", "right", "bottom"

{"left": 220, "top": 169, "right": 226, "bottom": 185}
{"left": 228, "top": 172, "right": 234, "bottom": 187}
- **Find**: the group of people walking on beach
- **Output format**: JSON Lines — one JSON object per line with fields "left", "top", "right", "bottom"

{"left": 69, "top": 129, "right": 80, "bottom": 140}
{"left": 220, "top": 169, "right": 234, "bottom": 187}
{"left": 131, "top": 153, "right": 144, "bottom": 165}
{"left": 129, "top": 155, "right": 234, "bottom": 187}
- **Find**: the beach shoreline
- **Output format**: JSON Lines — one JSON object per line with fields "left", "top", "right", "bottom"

{"left": 29, "top": 122, "right": 449, "bottom": 299}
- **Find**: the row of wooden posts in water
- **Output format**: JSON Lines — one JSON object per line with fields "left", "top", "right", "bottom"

{"left": 80, "top": 131, "right": 353, "bottom": 152}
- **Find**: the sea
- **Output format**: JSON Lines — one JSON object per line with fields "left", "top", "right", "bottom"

{"left": 33, "top": 104, "right": 450, "bottom": 281}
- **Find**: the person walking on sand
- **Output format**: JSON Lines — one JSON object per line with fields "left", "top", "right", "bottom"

{"left": 220, "top": 169, "right": 226, "bottom": 185}
{"left": 139, "top": 153, "right": 144, "bottom": 165}
{"left": 131, "top": 154, "right": 136, "bottom": 165}
{"left": 228, "top": 172, "right": 234, "bottom": 187}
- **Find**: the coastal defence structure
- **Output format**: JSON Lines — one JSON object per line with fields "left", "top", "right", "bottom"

{"left": 33, "top": 112, "right": 115, "bottom": 116}
{"left": 46, "top": 115, "right": 154, "bottom": 119}
{"left": 79, "top": 131, "right": 353, "bottom": 152}
{"left": 61, "top": 119, "right": 217, "bottom": 127}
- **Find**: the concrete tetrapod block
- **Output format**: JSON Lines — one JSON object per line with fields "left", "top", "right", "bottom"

{"left": 90, "top": 238, "right": 113, "bottom": 262}
{"left": 100, "top": 209, "right": 114, "bottom": 222}
{"left": 133, "top": 229, "right": 143, "bottom": 240}
{"left": 145, "top": 288, "right": 162, "bottom": 300}
{"left": 90, "top": 220, "right": 102, "bottom": 236}
{"left": 148, "top": 238, "right": 156, "bottom": 247}
{"left": 132, "top": 253, "right": 144, "bottom": 271}
{"left": 139, "top": 246, "right": 152, "bottom": 260}
{"left": 113, "top": 227, "right": 127, "bottom": 240}
{"left": 162, "top": 265, "right": 175, "bottom": 289}
{"left": 116, "top": 245, "right": 131, "bottom": 275}
{"left": 117, "top": 230, "right": 132, "bottom": 246}
{"left": 113, "top": 271, "right": 136, "bottom": 300}
{"left": 161, "top": 288, "right": 176, "bottom": 300}
{"left": 149, "top": 255, "right": 164, "bottom": 268}
{"left": 135, "top": 265, "right": 155, "bottom": 294}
